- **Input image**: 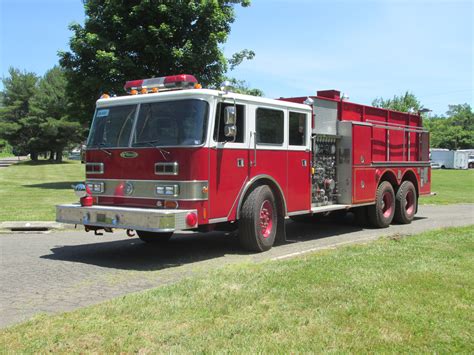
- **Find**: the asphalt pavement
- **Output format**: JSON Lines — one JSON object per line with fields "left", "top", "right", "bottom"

{"left": 1, "top": 204, "right": 473, "bottom": 328}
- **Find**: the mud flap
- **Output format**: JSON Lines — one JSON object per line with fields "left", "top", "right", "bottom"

{"left": 274, "top": 213, "right": 287, "bottom": 245}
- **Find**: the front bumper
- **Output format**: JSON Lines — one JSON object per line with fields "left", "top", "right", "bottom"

{"left": 56, "top": 204, "right": 197, "bottom": 232}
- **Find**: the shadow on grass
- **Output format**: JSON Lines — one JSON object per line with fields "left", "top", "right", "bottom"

{"left": 24, "top": 181, "right": 80, "bottom": 190}
{"left": 17, "top": 160, "right": 78, "bottom": 166}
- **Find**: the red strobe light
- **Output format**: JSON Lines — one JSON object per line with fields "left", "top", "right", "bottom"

{"left": 124, "top": 74, "right": 198, "bottom": 93}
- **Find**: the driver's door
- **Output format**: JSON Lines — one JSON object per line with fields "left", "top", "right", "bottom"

{"left": 208, "top": 101, "right": 250, "bottom": 221}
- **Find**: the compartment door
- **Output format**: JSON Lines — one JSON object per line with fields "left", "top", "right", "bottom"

{"left": 286, "top": 111, "right": 311, "bottom": 213}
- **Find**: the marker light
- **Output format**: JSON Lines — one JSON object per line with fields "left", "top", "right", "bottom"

{"left": 140, "top": 88, "right": 148, "bottom": 94}
{"left": 185, "top": 212, "right": 198, "bottom": 227}
{"left": 100, "top": 93, "right": 110, "bottom": 99}
{"left": 124, "top": 74, "right": 199, "bottom": 94}
{"left": 130, "top": 89, "right": 138, "bottom": 95}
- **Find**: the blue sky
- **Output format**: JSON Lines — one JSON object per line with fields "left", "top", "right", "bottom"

{"left": 1, "top": 0, "right": 472, "bottom": 115}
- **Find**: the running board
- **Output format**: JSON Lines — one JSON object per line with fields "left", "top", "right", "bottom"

{"left": 310, "top": 204, "right": 352, "bottom": 213}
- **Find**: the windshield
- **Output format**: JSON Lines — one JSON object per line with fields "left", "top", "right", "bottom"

{"left": 87, "top": 105, "right": 137, "bottom": 147}
{"left": 132, "top": 99, "right": 208, "bottom": 147}
{"left": 87, "top": 99, "right": 208, "bottom": 148}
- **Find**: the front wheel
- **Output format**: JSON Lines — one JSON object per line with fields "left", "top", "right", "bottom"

{"left": 136, "top": 230, "right": 173, "bottom": 243}
{"left": 368, "top": 181, "right": 395, "bottom": 228}
{"left": 394, "top": 181, "right": 417, "bottom": 224}
{"left": 239, "top": 185, "right": 277, "bottom": 252}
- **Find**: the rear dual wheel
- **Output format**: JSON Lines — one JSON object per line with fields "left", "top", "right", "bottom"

{"left": 239, "top": 185, "right": 277, "bottom": 252}
{"left": 394, "top": 181, "right": 417, "bottom": 224}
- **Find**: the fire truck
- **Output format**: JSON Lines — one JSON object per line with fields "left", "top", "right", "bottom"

{"left": 56, "top": 74, "right": 431, "bottom": 252}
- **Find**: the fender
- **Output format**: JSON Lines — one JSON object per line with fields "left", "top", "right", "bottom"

{"left": 235, "top": 174, "right": 287, "bottom": 219}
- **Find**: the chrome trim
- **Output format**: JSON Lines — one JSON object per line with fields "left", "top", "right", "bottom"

{"left": 86, "top": 179, "right": 208, "bottom": 201}
{"left": 209, "top": 217, "right": 228, "bottom": 224}
{"left": 287, "top": 210, "right": 311, "bottom": 217}
{"left": 371, "top": 161, "right": 431, "bottom": 167}
{"left": 56, "top": 203, "right": 197, "bottom": 232}
{"left": 235, "top": 174, "right": 287, "bottom": 219}
{"left": 85, "top": 162, "right": 104, "bottom": 174}
{"left": 155, "top": 162, "right": 179, "bottom": 175}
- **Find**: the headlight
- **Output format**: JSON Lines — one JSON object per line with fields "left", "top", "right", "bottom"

{"left": 86, "top": 182, "right": 104, "bottom": 193}
{"left": 156, "top": 184, "right": 179, "bottom": 196}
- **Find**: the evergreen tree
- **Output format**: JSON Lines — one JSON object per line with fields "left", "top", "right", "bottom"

{"left": 0, "top": 68, "right": 40, "bottom": 159}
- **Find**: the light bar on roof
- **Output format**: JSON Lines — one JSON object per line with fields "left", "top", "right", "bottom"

{"left": 124, "top": 74, "right": 198, "bottom": 94}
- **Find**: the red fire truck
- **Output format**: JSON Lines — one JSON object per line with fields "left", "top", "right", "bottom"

{"left": 56, "top": 74, "right": 431, "bottom": 252}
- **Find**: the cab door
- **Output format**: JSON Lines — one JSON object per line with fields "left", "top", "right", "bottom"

{"left": 208, "top": 101, "right": 250, "bottom": 221}
{"left": 286, "top": 110, "right": 311, "bottom": 213}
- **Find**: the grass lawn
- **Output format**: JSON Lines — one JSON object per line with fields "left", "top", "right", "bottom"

{"left": 1, "top": 226, "right": 473, "bottom": 352}
{"left": 419, "top": 169, "right": 474, "bottom": 205}
{"left": 0, "top": 160, "right": 84, "bottom": 221}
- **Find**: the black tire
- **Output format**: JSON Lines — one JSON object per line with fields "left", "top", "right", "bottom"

{"left": 394, "top": 181, "right": 417, "bottom": 224}
{"left": 469, "top": 162, "right": 474, "bottom": 169}
{"left": 239, "top": 185, "right": 277, "bottom": 252}
{"left": 353, "top": 206, "right": 369, "bottom": 227}
{"left": 136, "top": 231, "right": 173, "bottom": 243}
{"left": 368, "top": 181, "right": 395, "bottom": 228}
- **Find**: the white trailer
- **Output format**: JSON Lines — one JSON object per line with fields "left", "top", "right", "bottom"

{"left": 430, "top": 149, "right": 471, "bottom": 169}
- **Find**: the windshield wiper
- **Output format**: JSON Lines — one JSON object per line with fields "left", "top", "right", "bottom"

{"left": 96, "top": 143, "right": 112, "bottom": 156}
{"left": 134, "top": 140, "right": 170, "bottom": 160}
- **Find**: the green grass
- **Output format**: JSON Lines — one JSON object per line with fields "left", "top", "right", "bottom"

{"left": 0, "top": 160, "right": 84, "bottom": 221}
{"left": 420, "top": 169, "right": 474, "bottom": 205}
{"left": 1, "top": 226, "right": 473, "bottom": 353}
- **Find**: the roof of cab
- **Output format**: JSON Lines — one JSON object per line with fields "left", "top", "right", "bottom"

{"left": 96, "top": 88, "right": 311, "bottom": 111}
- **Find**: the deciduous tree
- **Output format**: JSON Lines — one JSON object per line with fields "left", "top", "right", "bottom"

{"left": 59, "top": 0, "right": 253, "bottom": 125}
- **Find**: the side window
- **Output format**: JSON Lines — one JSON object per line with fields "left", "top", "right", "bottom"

{"left": 213, "top": 103, "right": 245, "bottom": 143}
{"left": 289, "top": 112, "right": 307, "bottom": 146}
{"left": 256, "top": 108, "right": 284, "bottom": 145}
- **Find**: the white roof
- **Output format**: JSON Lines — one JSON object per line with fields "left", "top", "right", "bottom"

{"left": 96, "top": 88, "right": 311, "bottom": 111}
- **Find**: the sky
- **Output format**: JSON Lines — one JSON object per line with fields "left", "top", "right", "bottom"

{"left": 0, "top": 0, "right": 472, "bottom": 115}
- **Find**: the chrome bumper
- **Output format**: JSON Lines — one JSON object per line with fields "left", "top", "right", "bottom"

{"left": 56, "top": 204, "right": 197, "bottom": 232}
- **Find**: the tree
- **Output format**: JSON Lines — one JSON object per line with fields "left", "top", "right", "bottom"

{"left": 424, "top": 104, "right": 473, "bottom": 149}
{"left": 372, "top": 91, "right": 424, "bottom": 113}
{"left": 0, "top": 68, "right": 40, "bottom": 159}
{"left": 29, "top": 67, "right": 83, "bottom": 162}
{"left": 59, "top": 0, "right": 253, "bottom": 125}
{"left": 0, "top": 67, "right": 83, "bottom": 162}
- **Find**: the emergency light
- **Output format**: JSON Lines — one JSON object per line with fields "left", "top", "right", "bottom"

{"left": 124, "top": 74, "right": 199, "bottom": 94}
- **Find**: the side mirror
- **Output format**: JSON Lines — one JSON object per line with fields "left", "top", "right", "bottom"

{"left": 224, "top": 106, "right": 236, "bottom": 125}
{"left": 223, "top": 106, "right": 237, "bottom": 140}
{"left": 224, "top": 124, "right": 237, "bottom": 138}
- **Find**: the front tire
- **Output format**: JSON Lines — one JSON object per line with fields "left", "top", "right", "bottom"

{"left": 137, "top": 231, "right": 173, "bottom": 243}
{"left": 239, "top": 185, "right": 277, "bottom": 252}
{"left": 368, "top": 181, "right": 395, "bottom": 228}
{"left": 394, "top": 181, "right": 417, "bottom": 224}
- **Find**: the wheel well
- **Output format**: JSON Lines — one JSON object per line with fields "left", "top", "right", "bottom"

{"left": 237, "top": 178, "right": 287, "bottom": 219}
{"left": 402, "top": 170, "right": 419, "bottom": 196}
{"left": 379, "top": 170, "right": 398, "bottom": 191}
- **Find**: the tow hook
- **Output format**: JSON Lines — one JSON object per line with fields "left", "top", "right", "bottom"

{"left": 126, "top": 229, "right": 136, "bottom": 237}
{"left": 84, "top": 226, "right": 113, "bottom": 236}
